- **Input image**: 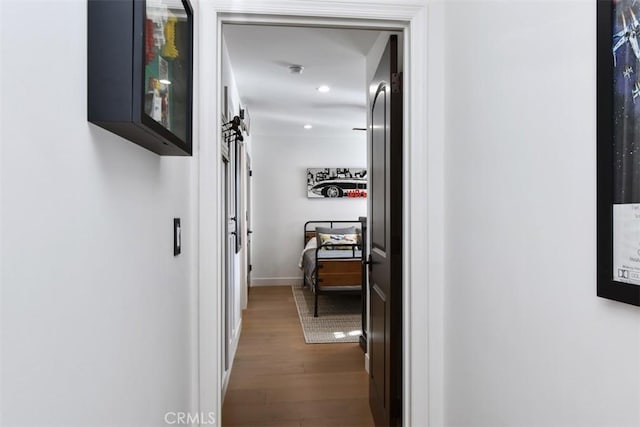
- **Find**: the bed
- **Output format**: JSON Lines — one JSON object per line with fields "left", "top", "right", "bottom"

{"left": 299, "top": 220, "right": 364, "bottom": 317}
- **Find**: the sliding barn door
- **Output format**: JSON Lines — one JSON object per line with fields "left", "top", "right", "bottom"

{"left": 222, "top": 138, "right": 236, "bottom": 372}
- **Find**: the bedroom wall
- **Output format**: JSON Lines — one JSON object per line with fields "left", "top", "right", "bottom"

{"left": 444, "top": 1, "right": 640, "bottom": 426}
{"left": 1, "top": 1, "right": 198, "bottom": 425}
{"left": 251, "top": 133, "right": 367, "bottom": 285}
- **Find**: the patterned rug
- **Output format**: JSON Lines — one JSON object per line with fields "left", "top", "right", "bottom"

{"left": 291, "top": 286, "right": 362, "bottom": 344}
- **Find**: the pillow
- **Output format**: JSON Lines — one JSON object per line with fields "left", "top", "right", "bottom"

{"left": 315, "top": 226, "right": 357, "bottom": 245}
{"left": 318, "top": 232, "right": 359, "bottom": 249}
{"left": 315, "top": 226, "right": 356, "bottom": 235}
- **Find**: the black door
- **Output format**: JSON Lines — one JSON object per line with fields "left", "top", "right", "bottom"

{"left": 368, "top": 35, "right": 402, "bottom": 427}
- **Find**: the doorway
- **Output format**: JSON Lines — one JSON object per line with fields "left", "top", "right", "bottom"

{"left": 195, "top": 3, "right": 440, "bottom": 426}
{"left": 219, "top": 22, "right": 401, "bottom": 426}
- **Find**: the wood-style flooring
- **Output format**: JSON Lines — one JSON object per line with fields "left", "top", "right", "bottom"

{"left": 222, "top": 286, "right": 374, "bottom": 427}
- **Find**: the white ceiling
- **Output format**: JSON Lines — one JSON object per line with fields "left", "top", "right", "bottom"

{"left": 222, "top": 24, "right": 381, "bottom": 137}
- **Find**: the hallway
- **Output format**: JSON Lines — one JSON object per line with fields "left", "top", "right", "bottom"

{"left": 222, "top": 287, "right": 373, "bottom": 427}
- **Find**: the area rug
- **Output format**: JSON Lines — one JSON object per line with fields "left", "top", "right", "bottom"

{"left": 291, "top": 286, "right": 362, "bottom": 344}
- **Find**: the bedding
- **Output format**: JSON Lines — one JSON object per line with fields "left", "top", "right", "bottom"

{"left": 315, "top": 226, "right": 357, "bottom": 245}
{"left": 299, "top": 237, "right": 362, "bottom": 290}
{"left": 302, "top": 220, "right": 365, "bottom": 316}
{"left": 317, "top": 232, "right": 359, "bottom": 249}
{"left": 315, "top": 226, "right": 356, "bottom": 235}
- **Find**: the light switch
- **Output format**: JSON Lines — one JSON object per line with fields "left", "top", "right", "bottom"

{"left": 174, "top": 218, "right": 181, "bottom": 256}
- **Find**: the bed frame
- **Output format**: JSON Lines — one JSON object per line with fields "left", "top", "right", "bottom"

{"left": 303, "top": 220, "right": 364, "bottom": 317}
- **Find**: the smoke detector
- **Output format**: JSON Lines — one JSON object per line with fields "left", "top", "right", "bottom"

{"left": 288, "top": 64, "right": 304, "bottom": 74}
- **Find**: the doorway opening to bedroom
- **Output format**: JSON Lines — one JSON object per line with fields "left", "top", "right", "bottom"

{"left": 218, "top": 22, "right": 404, "bottom": 427}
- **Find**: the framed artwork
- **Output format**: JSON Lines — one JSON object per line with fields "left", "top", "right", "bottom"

{"left": 597, "top": 0, "right": 640, "bottom": 306}
{"left": 307, "top": 168, "right": 367, "bottom": 198}
{"left": 88, "top": 0, "right": 194, "bottom": 156}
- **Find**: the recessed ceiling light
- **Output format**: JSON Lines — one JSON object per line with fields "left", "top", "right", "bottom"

{"left": 317, "top": 85, "right": 330, "bottom": 93}
{"left": 304, "top": 124, "right": 313, "bottom": 129}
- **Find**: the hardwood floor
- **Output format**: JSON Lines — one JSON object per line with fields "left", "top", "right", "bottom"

{"left": 222, "top": 286, "right": 374, "bottom": 427}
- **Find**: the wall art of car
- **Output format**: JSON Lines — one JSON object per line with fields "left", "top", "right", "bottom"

{"left": 308, "top": 178, "right": 367, "bottom": 198}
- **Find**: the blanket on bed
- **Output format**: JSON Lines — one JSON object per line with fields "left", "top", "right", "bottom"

{"left": 298, "top": 238, "right": 317, "bottom": 269}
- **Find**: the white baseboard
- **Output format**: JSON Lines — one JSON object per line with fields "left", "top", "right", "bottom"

{"left": 250, "top": 277, "right": 302, "bottom": 287}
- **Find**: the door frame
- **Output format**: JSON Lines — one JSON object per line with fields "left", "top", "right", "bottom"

{"left": 196, "top": 1, "right": 445, "bottom": 425}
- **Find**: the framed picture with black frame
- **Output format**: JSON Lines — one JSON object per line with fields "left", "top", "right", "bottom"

{"left": 597, "top": 0, "right": 640, "bottom": 306}
{"left": 88, "top": 0, "right": 194, "bottom": 156}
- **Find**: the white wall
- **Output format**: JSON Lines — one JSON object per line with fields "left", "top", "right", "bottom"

{"left": 251, "top": 134, "right": 367, "bottom": 285}
{"left": 1, "top": 1, "right": 198, "bottom": 425}
{"left": 444, "top": 1, "right": 640, "bottom": 426}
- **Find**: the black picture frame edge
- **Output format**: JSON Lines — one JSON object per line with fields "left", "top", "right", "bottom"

{"left": 137, "top": 0, "right": 194, "bottom": 155}
{"left": 596, "top": 0, "right": 640, "bottom": 306}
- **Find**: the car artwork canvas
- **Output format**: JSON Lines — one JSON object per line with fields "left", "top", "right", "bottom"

{"left": 307, "top": 168, "right": 367, "bottom": 198}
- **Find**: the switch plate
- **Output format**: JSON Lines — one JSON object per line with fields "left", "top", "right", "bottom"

{"left": 174, "top": 218, "right": 181, "bottom": 256}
